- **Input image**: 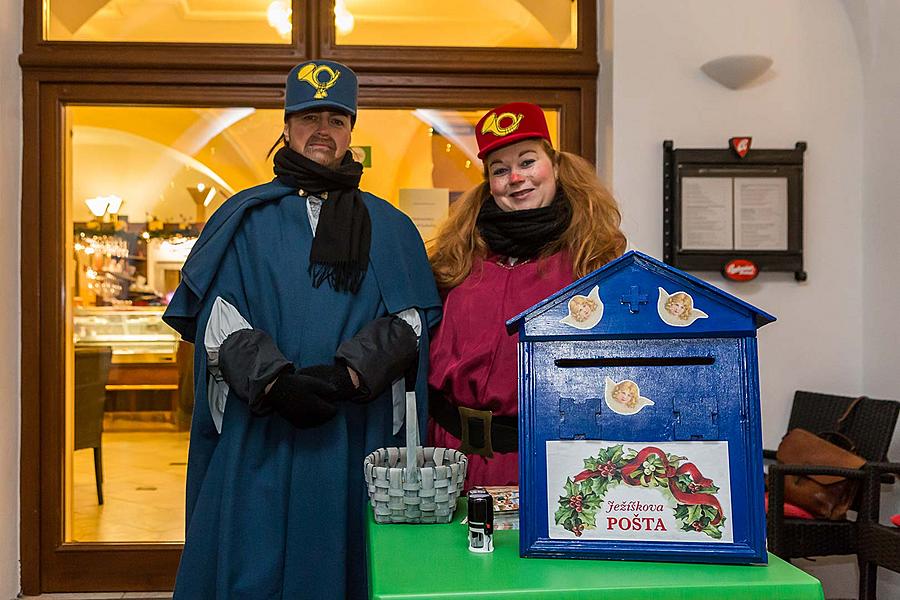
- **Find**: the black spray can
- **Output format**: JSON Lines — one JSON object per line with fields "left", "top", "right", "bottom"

{"left": 467, "top": 489, "right": 494, "bottom": 553}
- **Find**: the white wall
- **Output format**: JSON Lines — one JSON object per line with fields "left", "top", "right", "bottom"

{"left": 610, "top": 1, "right": 882, "bottom": 598}
{"left": 0, "top": 0, "right": 21, "bottom": 595}
{"left": 844, "top": 1, "right": 900, "bottom": 598}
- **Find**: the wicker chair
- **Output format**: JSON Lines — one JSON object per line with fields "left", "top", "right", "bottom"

{"left": 766, "top": 391, "right": 899, "bottom": 561}
{"left": 857, "top": 461, "right": 900, "bottom": 600}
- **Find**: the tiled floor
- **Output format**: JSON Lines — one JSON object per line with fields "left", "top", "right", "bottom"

{"left": 28, "top": 431, "right": 187, "bottom": 596}
{"left": 72, "top": 431, "right": 189, "bottom": 542}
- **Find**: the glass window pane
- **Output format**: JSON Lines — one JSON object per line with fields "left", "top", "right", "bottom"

{"left": 66, "top": 105, "right": 283, "bottom": 542}
{"left": 46, "top": 0, "right": 293, "bottom": 44}
{"left": 334, "top": 0, "right": 577, "bottom": 49}
{"left": 64, "top": 103, "right": 557, "bottom": 542}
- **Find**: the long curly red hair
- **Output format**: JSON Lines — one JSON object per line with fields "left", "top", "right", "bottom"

{"left": 428, "top": 140, "right": 626, "bottom": 289}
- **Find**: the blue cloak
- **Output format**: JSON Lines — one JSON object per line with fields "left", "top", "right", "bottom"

{"left": 163, "top": 181, "right": 441, "bottom": 599}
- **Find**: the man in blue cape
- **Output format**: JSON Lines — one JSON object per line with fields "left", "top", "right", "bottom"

{"left": 163, "top": 60, "right": 441, "bottom": 599}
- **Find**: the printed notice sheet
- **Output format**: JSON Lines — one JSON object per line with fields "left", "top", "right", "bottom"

{"left": 681, "top": 177, "right": 733, "bottom": 250}
{"left": 733, "top": 177, "right": 788, "bottom": 250}
{"left": 398, "top": 188, "right": 449, "bottom": 241}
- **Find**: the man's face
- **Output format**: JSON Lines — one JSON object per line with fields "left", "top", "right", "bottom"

{"left": 284, "top": 108, "right": 352, "bottom": 170}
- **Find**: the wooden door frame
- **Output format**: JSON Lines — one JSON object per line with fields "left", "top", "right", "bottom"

{"left": 20, "top": 2, "right": 600, "bottom": 594}
{"left": 19, "top": 72, "right": 596, "bottom": 594}
{"left": 21, "top": 1, "right": 595, "bottom": 76}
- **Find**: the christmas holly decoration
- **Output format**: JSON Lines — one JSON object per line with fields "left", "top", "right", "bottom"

{"left": 555, "top": 444, "right": 726, "bottom": 540}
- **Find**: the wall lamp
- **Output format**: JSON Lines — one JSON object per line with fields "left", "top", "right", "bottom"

{"left": 701, "top": 55, "right": 774, "bottom": 90}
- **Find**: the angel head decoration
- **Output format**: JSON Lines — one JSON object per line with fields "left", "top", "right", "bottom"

{"left": 560, "top": 285, "right": 604, "bottom": 330}
{"left": 657, "top": 287, "right": 708, "bottom": 327}
{"left": 604, "top": 377, "right": 654, "bottom": 415}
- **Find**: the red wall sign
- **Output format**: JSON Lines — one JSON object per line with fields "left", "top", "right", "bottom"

{"left": 723, "top": 259, "right": 759, "bottom": 281}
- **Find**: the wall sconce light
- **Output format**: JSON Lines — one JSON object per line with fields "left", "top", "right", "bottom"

{"left": 700, "top": 55, "right": 774, "bottom": 90}
{"left": 85, "top": 196, "right": 110, "bottom": 219}
{"left": 188, "top": 184, "right": 218, "bottom": 222}
{"left": 84, "top": 195, "right": 124, "bottom": 223}
{"left": 203, "top": 186, "right": 217, "bottom": 207}
{"left": 106, "top": 195, "right": 124, "bottom": 214}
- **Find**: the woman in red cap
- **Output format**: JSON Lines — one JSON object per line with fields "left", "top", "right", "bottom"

{"left": 427, "top": 102, "right": 626, "bottom": 488}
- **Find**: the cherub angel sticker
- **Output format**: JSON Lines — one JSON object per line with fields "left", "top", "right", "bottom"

{"left": 657, "top": 288, "right": 708, "bottom": 327}
{"left": 560, "top": 285, "right": 604, "bottom": 330}
{"left": 604, "top": 377, "right": 654, "bottom": 415}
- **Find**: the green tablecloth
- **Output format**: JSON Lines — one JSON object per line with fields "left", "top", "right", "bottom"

{"left": 366, "top": 503, "right": 824, "bottom": 600}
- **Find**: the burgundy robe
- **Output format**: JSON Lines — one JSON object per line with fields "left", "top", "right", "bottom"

{"left": 428, "top": 252, "right": 573, "bottom": 488}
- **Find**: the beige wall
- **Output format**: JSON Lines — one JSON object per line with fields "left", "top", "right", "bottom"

{"left": 0, "top": 0, "right": 21, "bottom": 594}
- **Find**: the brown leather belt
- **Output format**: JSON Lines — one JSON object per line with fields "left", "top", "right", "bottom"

{"left": 428, "top": 387, "right": 518, "bottom": 457}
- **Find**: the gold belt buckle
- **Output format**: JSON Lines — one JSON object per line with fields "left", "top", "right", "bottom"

{"left": 458, "top": 405, "right": 494, "bottom": 458}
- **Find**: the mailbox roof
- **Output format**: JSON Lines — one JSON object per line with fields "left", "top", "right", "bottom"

{"left": 506, "top": 250, "right": 775, "bottom": 338}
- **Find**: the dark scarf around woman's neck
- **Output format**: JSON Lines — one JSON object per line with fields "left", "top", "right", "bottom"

{"left": 476, "top": 187, "right": 571, "bottom": 260}
{"left": 273, "top": 145, "right": 371, "bottom": 294}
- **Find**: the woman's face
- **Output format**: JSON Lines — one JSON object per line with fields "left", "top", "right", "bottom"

{"left": 486, "top": 139, "right": 558, "bottom": 212}
{"left": 614, "top": 387, "right": 636, "bottom": 406}
{"left": 668, "top": 298, "right": 687, "bottom": 317}
{"left": 571, "top": 299, "right": 594, "bottom": 322}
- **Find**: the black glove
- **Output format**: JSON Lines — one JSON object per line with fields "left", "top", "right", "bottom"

{"left": 293, "top": 364, "right": 360, "bottom": 400}
{"left": 335, "top": 314, "right": 418, "bottom": 403}
{"left": 264, "top": 365, "right": 340, "bottom": 429}
{"left": 218, "top": 328, "right": 292, "bottom": 415}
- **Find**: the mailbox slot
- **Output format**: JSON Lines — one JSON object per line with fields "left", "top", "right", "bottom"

{"left": 555, "top": 357, "right": 715, "bottom": 368}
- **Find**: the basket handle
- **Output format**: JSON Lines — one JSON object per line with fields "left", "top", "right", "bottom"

{"left": 404, "top": 390, "right": 420, "bottom": 482}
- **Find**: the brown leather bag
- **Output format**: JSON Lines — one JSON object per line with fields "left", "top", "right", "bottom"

{"left": 775, "top": 397, "right": 867, "bottom": 520}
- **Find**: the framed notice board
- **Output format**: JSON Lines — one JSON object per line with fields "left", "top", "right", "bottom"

{"left": 663, "top": 140, "right": 807, "bottom": 281}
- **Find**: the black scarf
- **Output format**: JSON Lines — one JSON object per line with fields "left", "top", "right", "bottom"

{"left": 273, "top": 146, "right": 371, "bottom": 294}
{"left": 476, "top": 188, "right": 571, "bottom": 259}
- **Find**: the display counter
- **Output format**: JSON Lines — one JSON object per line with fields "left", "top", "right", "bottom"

{"left": 74, "top": 306, "right": 184, "bottom": 420}
{"left": 74, "top": 306, "right": 177, "bottom": 360}
{"left": 366, "top": 501, "right": 824, "bottom": 600}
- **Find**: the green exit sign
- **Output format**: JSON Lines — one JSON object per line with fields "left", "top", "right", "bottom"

{"left": 352, "top": 145, "right": 372, "bottom": 168}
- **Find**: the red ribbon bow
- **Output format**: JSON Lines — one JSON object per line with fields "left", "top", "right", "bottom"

{"left": 575, "top": 446, "right": 723, "bottom": 525}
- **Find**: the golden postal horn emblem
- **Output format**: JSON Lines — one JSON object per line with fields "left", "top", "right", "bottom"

{"left": 481, "top": 112, "right": 524, "bottom": 137}
{"left": 296, "top": 63, "right": 341, "bottom": 99}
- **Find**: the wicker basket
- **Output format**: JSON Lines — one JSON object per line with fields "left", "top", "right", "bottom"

{"left": 364, "top": 390, "right": 467, "bottom": 523}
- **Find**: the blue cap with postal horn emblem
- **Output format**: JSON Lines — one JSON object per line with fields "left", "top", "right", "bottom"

{"left": 284, "top": 60, "right": 358, "bottom": 120}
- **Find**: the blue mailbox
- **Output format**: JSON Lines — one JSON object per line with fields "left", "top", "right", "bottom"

{"left": 507, "top": 251, "right": 774, "bottom": 565}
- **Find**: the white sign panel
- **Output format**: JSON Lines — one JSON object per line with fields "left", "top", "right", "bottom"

{"left": 398, "top": 188, "right": 450, "bottom": 241}
{"left": 680, "top": 177, "right": 733, "bottom": 250}
{"left": 733, "top": 177, "right": 788, "bottom": 250}
{"left": 546, "top": 440, "right": 733, "bottom": 543}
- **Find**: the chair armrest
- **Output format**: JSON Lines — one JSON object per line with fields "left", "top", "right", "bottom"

{"left": 768, "top": 463, "right": 868, "bottom": 480}
{"left": 862, "top": 461, "right": 900, "bottom": 478}
{"left": 859, "top": 462, "right": 900, "bottom": 523}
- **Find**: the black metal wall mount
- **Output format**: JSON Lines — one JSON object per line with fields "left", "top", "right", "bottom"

{"left": 663, "top": 140, "right": 807, "bottom": 281}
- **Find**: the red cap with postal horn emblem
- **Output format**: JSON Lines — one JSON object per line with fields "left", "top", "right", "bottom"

{"left": 475, "top": 102, "right": 551, "bottom": 159}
